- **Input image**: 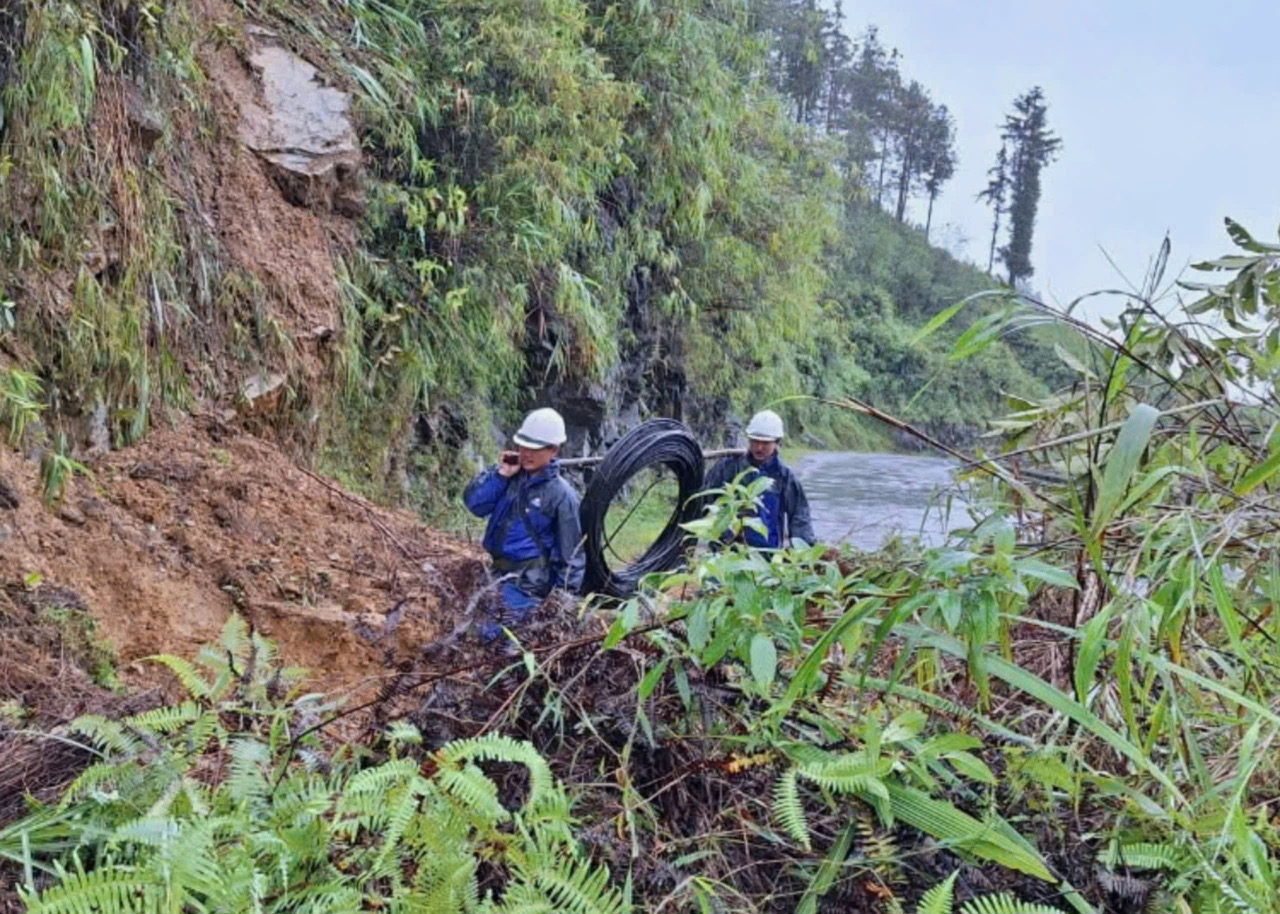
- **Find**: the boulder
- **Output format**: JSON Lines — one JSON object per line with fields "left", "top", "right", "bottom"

{"left": 236, "top": 28, "right": 362, "bottom": 215}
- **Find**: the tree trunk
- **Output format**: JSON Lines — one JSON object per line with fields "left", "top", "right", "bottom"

{"left": 875, "top": 131, "right": 889, "bottom": 207}
{"left": 986, "top": 212, "right": 1000, "bottom": 274}
{"left": 895, "top": 150, "right": 912, "bottom": 222}
{"left": 924, "top": 191, "right": 936, "bottom": 241}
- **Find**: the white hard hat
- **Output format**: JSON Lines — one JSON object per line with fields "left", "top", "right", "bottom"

{"left": 513, "top": 407, "right": 567, "bottom": 448}
{"left": 745, "top": 409, "right": 785, "bottom": 441}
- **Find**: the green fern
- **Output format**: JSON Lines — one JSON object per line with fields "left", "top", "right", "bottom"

{"left": 773, "top": 768, "right": 811, "bottom": 851}
{"left": 67, "top": 715, "right": 144, "bottom": 758}
{"left": 12, "top": 623, "right": 622, "bottom": 914}
{"left": 122, "top": 702, "right": 204, "bottom": 735}
{"left": 438, "top": 733, "right": 555, "bottom": 809}
{"left": 510, "top": 849, "right": 629, "bottom": 914}
{"left": 918, "top": 871, "right": 958, "bottom": 914}
{"left": 21, "top": 858, "right": 159, "bottom": 914}
{"left": 143, "top": 654, "right": 211, "bottom": 699}
{"left": 958, "top": 893, "right": 1066, "bottom": 914}
{"left": 1116, "top": 842, "right": 1188, "bottom": 872}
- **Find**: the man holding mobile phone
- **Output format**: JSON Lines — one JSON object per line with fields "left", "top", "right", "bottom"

{"left": 462, "top": 407, "right": 585, "bottom": 644}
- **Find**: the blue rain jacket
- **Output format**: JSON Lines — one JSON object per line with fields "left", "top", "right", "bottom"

{"left": 463, "top": 461, "right": 584, "bottom": 637}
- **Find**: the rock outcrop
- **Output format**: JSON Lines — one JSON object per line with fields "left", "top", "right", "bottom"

{"left": 235, "top": 27, "right": 362, "bottom": 215}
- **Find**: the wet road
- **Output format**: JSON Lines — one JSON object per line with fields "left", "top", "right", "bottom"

{"left": 793, "top": 451, "right": 966, "bottom": 550}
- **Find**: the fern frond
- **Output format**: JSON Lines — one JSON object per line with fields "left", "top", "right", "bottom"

{"left": 959, "top": 892, "right": 1066, "bottom": 914}
{"left": 794, "top": 752, "right": 891, "bottom": 791}
{"left": 273, "top": 881, "right": 361, "bottom": 913}
{"left": 436, "top": 733, "right": 553, "bottom": 810}
{"left": 373, "top": 780, "right": 429, "bottom": 874}
{"left": 795, "top": 756, "right": 892, "bottom": 825}
{"left": 124, "top": 702, "right": 203, "bottom": 736}
{"left": 21, "top": 860, "right": 159, "bottom": 914}
{"left": 773, "top": 769, "right": 810, "bottom": 851}
{"left": 386, "top": 720, "right": 423, "bottom": 745}
{"left": 268, "top": 776, "right": 334, "bottom": 830}
{"left": 219, "top": 612, "right": 251, "bottom": 662}
{"left": 68, "top": 715, "right": 143, "bottom": 758}
{"left": 227, "top": 738, "right": 271, "bottom": 805}
{"left": 109, "top": 816, "right": 179, "bottom": 854}
{"left": 917, "top": 871, "right": 958, "bottom": 914}
{"left": 525, "top": 851, "right": 629, "bottom": 914}
{"left": 437, "top": 764, "right": 507, "bottom": 823}
{"left": 1118, "top": 842, "right": 1187, "bottom": 872}
{"left": 144, "top": 655, "right": 211, "bottom": 699}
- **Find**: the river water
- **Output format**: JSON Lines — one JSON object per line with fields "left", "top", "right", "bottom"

{"left": 792, "top": 452, "right": 968, "bottom": 550}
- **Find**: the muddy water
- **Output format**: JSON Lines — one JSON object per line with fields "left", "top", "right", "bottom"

{"left": 792, "top": 452, "right": 967, "bottom": 550}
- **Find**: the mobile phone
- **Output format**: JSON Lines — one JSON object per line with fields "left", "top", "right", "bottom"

{"left": 501, "top": 452, "right": 520, "bottom": 466}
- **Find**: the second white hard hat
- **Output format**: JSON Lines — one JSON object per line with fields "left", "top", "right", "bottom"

{"left": 513, "top": 407, "right": 567, "bottom": 448}
{"left": 745, "top": 409, "right": 785, "bottom": 442}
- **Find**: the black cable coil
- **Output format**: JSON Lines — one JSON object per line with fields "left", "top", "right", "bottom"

{"left": 580, "top": 419, "right": 706, "bottom": 598}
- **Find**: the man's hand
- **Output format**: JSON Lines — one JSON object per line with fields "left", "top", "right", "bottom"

{"left": 498, "top": 450, "right": 521, "bottom": 478}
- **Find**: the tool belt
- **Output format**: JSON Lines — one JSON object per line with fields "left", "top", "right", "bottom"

{"left": 491, "top": 555, "right": 546, "bottom": 574}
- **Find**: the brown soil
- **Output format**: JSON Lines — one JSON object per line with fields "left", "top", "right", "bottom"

{"left": 0, "top": 415, "right": 485, "bottom": 700}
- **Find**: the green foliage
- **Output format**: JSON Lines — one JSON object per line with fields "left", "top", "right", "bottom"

{"left": 7, "top": 615, "right": 628, "bottom": 914}
{"left": 0, "top": 367, "right": 44, "bottom": 445}
{"left": 0, "top": 0, "right": 1065, "bottom": 516}
{"left": 38, "top": 434, "right": 90, "bottom": 506}
{"left": 35, "top": 604, "right": 119, "bottom": 690}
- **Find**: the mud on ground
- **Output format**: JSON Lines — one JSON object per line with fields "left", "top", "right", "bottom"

{"left": 0, "top": 414, "right": 485, "bottom": 703}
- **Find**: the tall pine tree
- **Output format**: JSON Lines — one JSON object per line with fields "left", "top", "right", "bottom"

{"left": 996, "top": 87, "right": 1061, "bottom": 287}
{"left": 977, "top": 141, "right": 1009, "bottom": 275}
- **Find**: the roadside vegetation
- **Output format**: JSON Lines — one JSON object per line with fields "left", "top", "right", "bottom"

{"left": 5, "top": 223, "right": 1279, "bottom": 912}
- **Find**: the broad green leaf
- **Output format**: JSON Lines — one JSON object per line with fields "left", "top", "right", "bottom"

{"left": 878, "top": 783, "right": 1053, "bottom": 881}
{"left": 883, "top": 710, "right": 926, "bottom": 744}
{"left": 1090, "top": 404, "right": 1159, "bottom": 536}
{"left": 1074, "top": 604, "right": 1114, "bottom": 705}
{"left": 897, "top": 625, "right": 1187, "bottom": 806}
{"left": 945, "top": 751, "right": 997, "bottom": 785}
{"left": 1053, "top": 343, "right": 1093, "bottom": 378}
{"left": 923, "top": 733, "right": 983, "bottom": 756}
{"left": 1015, "top": 559, "right": 1079, "bottom": 590}
{"left": 750, "top": 633, "right": 776, "bottom": 692}
{"left": 638, "top": 657, "right": 669, "bottom": 702}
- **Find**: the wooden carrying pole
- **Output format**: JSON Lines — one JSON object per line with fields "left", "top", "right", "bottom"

{"left": 558, "top": 448, "right": 744, "bottom": 469}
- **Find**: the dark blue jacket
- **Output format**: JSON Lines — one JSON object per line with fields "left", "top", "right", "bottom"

{"left": 463, "top": 462, "right": 585, "bottom": 600}
{"left": 702, "top": 452, "right": 815, "bottom": 548}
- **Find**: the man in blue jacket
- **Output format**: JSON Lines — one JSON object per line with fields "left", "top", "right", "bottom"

{"left": 463, "top": 407, "right": 585, "bottom": 643}
{"left": 702, "top": 409, "right": 816, "bottom": 549}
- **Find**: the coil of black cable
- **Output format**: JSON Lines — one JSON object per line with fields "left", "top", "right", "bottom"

{"left": 580, "top": 419, "right": 705, "bottom": 598}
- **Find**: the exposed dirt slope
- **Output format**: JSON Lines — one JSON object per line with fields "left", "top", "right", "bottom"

{"left": 0, "top": 416, "right": 485, "bottom": 698}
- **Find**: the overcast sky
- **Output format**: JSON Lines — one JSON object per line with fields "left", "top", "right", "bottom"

{"left": 843, "top": 0, "right": 1280, "bottom": 321}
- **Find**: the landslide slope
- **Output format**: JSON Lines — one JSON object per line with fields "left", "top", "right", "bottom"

{"left": 0, "top": 415, "right": 484, "bottom": 703}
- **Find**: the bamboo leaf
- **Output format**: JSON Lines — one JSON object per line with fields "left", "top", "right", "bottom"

{"left": 1074, "top": 604, "right": 1114, "bottom": 704}
{"left": 1234, "top": 445, "right": 1280, "bottom": 495}
{"left": 911, "top": 298, "right": 968, "bottom": 345}
{"left": 1090, "top": 404, "right": 1159, "bottom": 536}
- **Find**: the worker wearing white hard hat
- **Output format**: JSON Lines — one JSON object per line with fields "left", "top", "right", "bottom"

{"left": 463, "top": 407, "right": 585, "bottom": 643}
{"left": 702, "top": 409, "right": 815, "bottom": 549}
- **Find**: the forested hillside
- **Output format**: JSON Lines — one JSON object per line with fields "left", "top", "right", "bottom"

{"left": 0, "top": 0, "right": 1065, "bottom": 520}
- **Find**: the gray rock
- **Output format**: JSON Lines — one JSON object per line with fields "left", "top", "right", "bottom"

{"left": 123, "top": 81, "right": 165, "bottom": 150}
{"left": 238, "top": 371, "right": 288, "bottom": 415}
{"left": 0, "top": 475, "right": 17, "bottom": 510}
{"left": 236, "top": 32, "right": 363, "bottom": 214}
